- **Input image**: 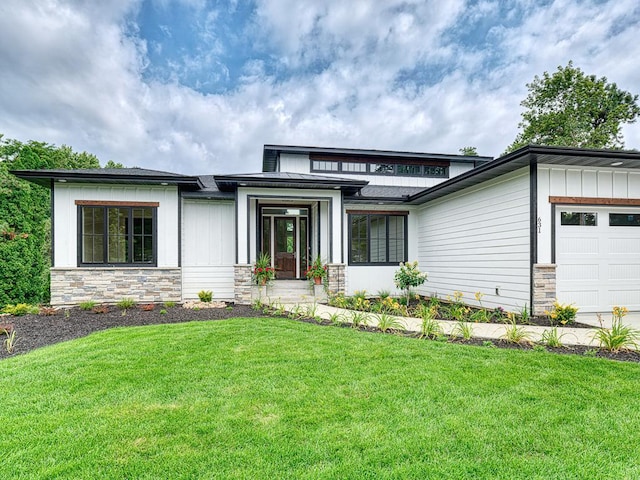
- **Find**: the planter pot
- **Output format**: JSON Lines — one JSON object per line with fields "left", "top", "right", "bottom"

{"left": 313, "top": 276, "right": 323, "bottom": 285}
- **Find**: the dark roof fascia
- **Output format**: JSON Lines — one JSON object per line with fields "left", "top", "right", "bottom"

{"left": 406, "top": 144, "right": 640, "bottom": 205}
{"left": 214, "top": 174, "right": 369, "bottom": 192}
{"left": 10, "top": 170, "right": 204, "bottom": 189}
{"left": 262, "top": 144, "right": 492, "bottom": 171}
{"left": 344, "top": 196, "right": 410, "bottom": 204}
{"left": 181, "top": 191, "right": 235, "bottom": 200}
{"left": 406, "top": 146, "right": 535, "bottom": 204}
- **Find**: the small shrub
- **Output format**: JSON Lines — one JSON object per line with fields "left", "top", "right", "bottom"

{"left": 482, "top": 340, "right": 496, "bottom": 348}
{"left": 117, "top": 298, "right": 136, "bottom": 311}
{"left": 546, "top": 301, "right": 578, "bottom": 325}
{"left": 375, "top": 313, "right": 405, "bottom": 333}
{"left": 164, "top": 301, "right": 177, "bottom": 308}
{"left": 140, "top": 304, "right": 155, "bottom": 311}
{"left": 328, "top": 312, "right": 346, "bottom": 326}
{"left": 79, "top": 301, "right": 96, "bottom": 311}
{"left": 583, "top": 348, "right": 598, "bottom": 357}
{"left": 452, "top": 321, "right": 473, "bottom": 341}
{"left": 419, "top": 316, "right": 443, "bottom": 339}
{"left": 376, "top": 289, "right": 391, "bottom": 299}
{"left": 159, "top": 309, "right": 168, "bottom": 315}
{"left": 198, "top": 290, "right": 213, "bottom": 303}
{"left": 252, "top": 299, "right": 263, "bottom": 311}
{"left": 593, "top": 306, "right": 639, "bottom": 352}
{"left": 353, "top": 290, "right": 367, "bottom": 300}
{"left": 502, "top": 319, "right": 532, "bottom": 344}
{"left": 328, "top": 293, "right": 349, "bottom": 309}
{"left": 92, "top": 305, "right": 109, "bottom": 314}
{"left": 533, "top": 345, "right": 547, "bottom": 353}
{"left": 540, "top": 327, "right": 564, "bottom": 348}
{"left": 4, "top": 330, "right": 17, "bottom": 353}
{"left": 519, "top": 304, "right": 530, "bottom": 323}
{"left": 39, "top": 306, "right": 58, "bottom": 316}
{"left": 3, "top": 303, "right": 39, "bottom": 316}
{"left": 350, "top": 311, "right": 369, "bottom": 329}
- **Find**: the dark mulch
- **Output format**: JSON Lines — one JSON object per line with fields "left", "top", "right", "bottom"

{"left": 0, "top": 304, "right": 271, "bottom": 360}
{"left": 1, "top": 304, "right": 638, "bottom": 363}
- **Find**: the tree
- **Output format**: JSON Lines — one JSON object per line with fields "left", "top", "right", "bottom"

{"left": 104, "top": 160, "right": 125, "bottom": 168}
{"left": 506, "top": 62, "right": 640, "bottom": 153}
{"left": 459, "top": 146, "right": 478, "bottom": 156}
{"left": 0, "top": 135, "right": 100, "bottom": 307}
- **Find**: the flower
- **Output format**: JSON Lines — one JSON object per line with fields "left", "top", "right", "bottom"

{"left": 306, "top": 256, "right": 328, "bottom": 280}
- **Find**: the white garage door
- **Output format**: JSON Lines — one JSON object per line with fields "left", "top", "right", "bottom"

{"left": 556, "top": 206, "right": 640, "bottom": 312}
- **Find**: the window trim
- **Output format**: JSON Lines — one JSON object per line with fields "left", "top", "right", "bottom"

{"left": 347, "top": 212, "right": 408, "bottom": 266}
{"left": 77, "top": 203, "right": 158, "bottom": 267}
{"left": 310, "top": 157, "right": 449, "bottom": 178}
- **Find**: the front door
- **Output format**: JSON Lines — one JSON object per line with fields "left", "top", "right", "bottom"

{"left": 274, "top": 217, "right": 296, "bottom": 279}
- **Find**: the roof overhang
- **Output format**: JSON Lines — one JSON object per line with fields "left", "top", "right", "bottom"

{"left": 10, "top": 169, "right": 204, "bottom": 189}
{"left": 214, "top": 173, "right": 368, "bottom": 195}
{"left": 407, "top": 145, "right": 640, "bottom": 205}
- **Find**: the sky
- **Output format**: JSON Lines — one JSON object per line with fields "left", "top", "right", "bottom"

{"left": 0, "top": 0, "right": 639, "bottom": 175}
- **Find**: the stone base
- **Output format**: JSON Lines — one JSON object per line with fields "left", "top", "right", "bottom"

{"left": 50, "top": 267, "right": 182, "bottom": 306}
{"left": 532, "top": 264, "right": 557, "bottom": 316}
{"left": 326, "top": 263, "right": 345, "bottom": 297}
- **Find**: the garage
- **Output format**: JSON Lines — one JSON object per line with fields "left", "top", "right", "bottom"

{"left": 556, "top": 206, "right": 640, "bottom": 312}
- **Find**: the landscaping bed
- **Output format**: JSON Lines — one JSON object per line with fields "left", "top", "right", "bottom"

{"left": 0, "top": 303, "right": 271, "bottom": 359}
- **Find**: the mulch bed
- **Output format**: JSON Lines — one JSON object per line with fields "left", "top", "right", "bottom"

{"left": 1, "top": 304, "right": 638, "bottom": 363}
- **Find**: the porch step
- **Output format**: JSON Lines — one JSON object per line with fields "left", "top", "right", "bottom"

{"left": 265, "top": 280, "right": 316, "bottom": 304}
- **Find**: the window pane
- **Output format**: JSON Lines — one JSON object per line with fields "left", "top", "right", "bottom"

{"left": 342, "top": 162, "right": 368, "bottom": 173}
{"left": 610, "top": 213, "right": 640, "bottom": 226}
{"left": 424, "top": 166, "right": 448, "bottom": 178}
{"left": 561, "top": 212, "right": 597, "bottom": 226}
{"left": 262, "top": 217, "right": 271, "bottom": 256}
{"left": 370, "top": 163, "right": 394, "bottom": 174}
{"left": 108, "top": 208, "right": 129, "bottom": 263}
{"left": 312, "top": 160, "right": 338, "bottom": 171}
{"left": 369, "top": 216, "right": 387, "bottom": 262}
{"left": 388, "top": 216, "right": 405, "bottom": 262}
{"left": 81, "top": 207, "right": 104, "bottom": 263}
{"left": 396, "top": 164, "right": 421, "bottom": 176}
{"left": 350, "top": 215, "right": 368, "bottom": 263}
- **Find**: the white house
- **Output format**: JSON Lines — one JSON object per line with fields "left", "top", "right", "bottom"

{"left": 13, "top": 144, "right": 640, "bottom": 315}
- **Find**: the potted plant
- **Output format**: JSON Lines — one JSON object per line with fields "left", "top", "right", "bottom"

{"left": 305, "top": 256, "right": 327, "bottom": 285}
{"left": 253, "top": 252, "right": 275, "bottom": 285}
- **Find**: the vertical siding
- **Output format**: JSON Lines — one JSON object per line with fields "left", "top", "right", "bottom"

{"left": 181, "top": 200, "right": 235, "bottom": 300}
{"left": 53, "top": 184, "right": 179, "bottom": 268}
{"left": 416, "top": 168, "right": 531, "bottom": 311}
{"left": 538, "top": 164, "right": 640, "bottom": 265}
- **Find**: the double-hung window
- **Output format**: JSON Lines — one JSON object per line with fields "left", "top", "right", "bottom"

{"left": 78, "top": 202, "right": 157, "bottom": 266}
{"left": 348, "top": 212, "right": 407, "bottom": 265}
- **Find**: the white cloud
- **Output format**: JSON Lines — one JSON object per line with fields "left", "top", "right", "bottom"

{"left": 0, "top": 0, "right": 639, "bottom": 176}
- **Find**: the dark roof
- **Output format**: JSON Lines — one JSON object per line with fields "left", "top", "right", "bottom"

{"left": 345, "top": 185, "right": 426, "bottom": 204}
{"left": 407, "top": 145, "right": 640, "bottom": 204}
{"left": 11, "top": 168, "right": 203, "bottom": 189}
{"left": 262, "top": 144, "right": 492, "bottom": 172}
{"left": 214, "top": 172, "right": 368, "bottom": 194}
{"left": 181, "top": 175, "right": 234, "bottom": 199}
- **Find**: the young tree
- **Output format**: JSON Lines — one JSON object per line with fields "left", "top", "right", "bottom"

{"left": 506, "top": 62, "right": 640, "bottom": 153}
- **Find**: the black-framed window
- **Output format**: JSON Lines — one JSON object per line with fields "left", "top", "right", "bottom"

{"left": 560, "top": 212, "right": 597, "bottom": 226}
{"left": 610, "top": 213, "right": 640, "bottom": 226}
{"left": 79, "top": 206, "right": 156, "bottom": 266}
{"left": 311, "top": 159, "right": 449, "bottom": 178}
{"left": 348, "top": 213, "right": 407, "bottom": 265}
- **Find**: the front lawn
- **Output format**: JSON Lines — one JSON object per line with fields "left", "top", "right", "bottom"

{"left": 1, "top": 318, "right": 639, "bottom": 479}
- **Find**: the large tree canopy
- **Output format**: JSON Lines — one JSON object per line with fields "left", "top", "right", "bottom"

{"left": 0, "top": 135, "right": 101, "bottom": 307}
{"left": 506, "top": 62, "right": 640, "bottom": 153}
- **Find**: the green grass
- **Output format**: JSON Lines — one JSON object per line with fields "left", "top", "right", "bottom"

{"left": 1, "top": 318, "right": 639, "bottom": 479}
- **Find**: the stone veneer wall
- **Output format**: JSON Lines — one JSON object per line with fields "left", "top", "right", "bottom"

{"left": 50, "top": 268, "right": 182, "bottom": 306}
{"left": 327, "top": 263, "right": 346, "bottom": 297}
{"left": 234, "top": 264, "right": 253, "bottom": 305}
{"left": 532, "top": 264, "right": 556, "bottom": 316}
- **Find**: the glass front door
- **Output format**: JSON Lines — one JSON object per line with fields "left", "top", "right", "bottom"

{"left": 261, "top": 207, "right": 310, "bottom": 279}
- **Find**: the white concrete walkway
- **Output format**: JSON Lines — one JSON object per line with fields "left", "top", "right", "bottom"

{"left": 283, "top": 303, "right": 640, "bottom": 349}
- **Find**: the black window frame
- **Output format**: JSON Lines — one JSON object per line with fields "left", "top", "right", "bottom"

{"left": 77, "top": 205, "right": 158, "bottom": 267}
{"left": 310, "top": 159, "right": 449, "bottom": 178}
{"left": 348, "top": 213, "right": 408, "bottom": 266}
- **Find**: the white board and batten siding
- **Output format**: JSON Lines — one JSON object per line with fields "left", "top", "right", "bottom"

{"left": 181, "top": 200, "right": 236, "bottom": 301}
{"left": 538, "top": 165, "right": 640, "bottom": 312}
{"left": 53, "top": 183, "right": 180, "bottom": 268}
{"left": 416, "top": 168, "right": 531, "bottom": 312}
